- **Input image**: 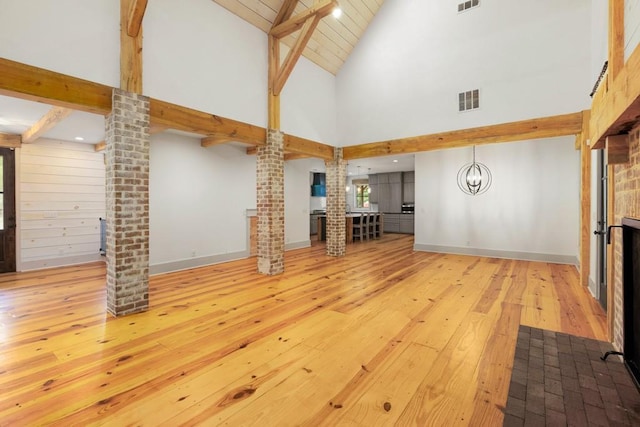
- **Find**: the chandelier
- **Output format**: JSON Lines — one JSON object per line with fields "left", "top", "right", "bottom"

{"left": 457, "top": 146, "right": 492, "bottom": 196}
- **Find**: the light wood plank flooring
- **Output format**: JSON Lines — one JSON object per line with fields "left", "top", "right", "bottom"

{"left": 0, "top": 234, "right": 607, "bottom": 426}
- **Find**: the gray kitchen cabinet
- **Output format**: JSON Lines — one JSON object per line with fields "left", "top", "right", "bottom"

{"left": 310, "top": 214, "right": 318, "bottom": 235}
{"left": 378, "top": 180, "right": 391, "bottom": 212}
{"left": 388, "top": 172, "right": 402, "bottom": 184}
{"left": 403, "top": 171, "right": 415, "bottom": 203}
{"left": 390, "top": 181, "right": 402, "bottom": 212}
{"left": 384, "top": 213, "right": 400, "bottom": 233}
{"left": 399, "top": 214, "right": 415, "bottom": 234}
{"left": 368, "top": 174, "right": 378, "bottom": 203}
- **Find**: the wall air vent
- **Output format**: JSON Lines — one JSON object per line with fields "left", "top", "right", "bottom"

{"left": 458, "top": 89, "right": 480, "bottom": 112}
{"left": 458, "top": 0, "right": 479, "bottom": 12}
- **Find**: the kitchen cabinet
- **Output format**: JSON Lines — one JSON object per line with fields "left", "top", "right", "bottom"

{"left": 384, "top": 213, "right": 414, "bottom": 234}
{"left": 399, "top": 214, "right": 415, "bottom": 234}
{"left": 403, "top": 172, "right": 415, "bottom": 203}
{"left": 368, "top": 174, "right": 378, "bottom": 203}
{"left": 310, "top": 214, "right": 319, "bottom": 235}
{"left": 384, "top": 213, "right": 400, "bottom": 233}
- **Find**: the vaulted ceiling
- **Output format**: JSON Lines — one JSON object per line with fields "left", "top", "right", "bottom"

{"left": 212, "top": 0, "right": 385, "bottom": 74}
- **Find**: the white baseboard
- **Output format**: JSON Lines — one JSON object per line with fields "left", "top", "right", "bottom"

{"left": 413, "top": 243, "right": 578, "bottom": 265}
{"left": 150, "top": 250, "right": 249, "bottom": 275}
{"left": 285, "top": 240, "right": 311, "bottom": 251}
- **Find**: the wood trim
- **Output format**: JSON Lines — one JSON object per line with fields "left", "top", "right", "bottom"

{"left": 127, "top": 0, "right": 148, "bottom": 37}
{"left": 94, "top": 141, "right": 106, "bottom": 152}
{"left": 608, "top": 0, "right": 624, "bottom": 81}
{"left": 0, "top": 133, "right": 21, "bottom": 148}
{"left": 269, "top": 0, "right": 337, "bottom": 39}
{"left": 0, "top": 58, "right": 112, "bottom": 115}
{"left": 590, "top": 42, "right": 640, "bottom": 148}
{"left": 344, "top": 112, "right": 584, "bottom": 160}
{"left": 21, "top": 106, "right": 73, "bottom": 143}
{"left": 121, "top": 0, "right": 143, "bottom": 93}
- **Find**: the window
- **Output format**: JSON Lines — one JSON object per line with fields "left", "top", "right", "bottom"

{"left": 355, "top": 184, "right": 370, "bottom": 209}
{"left": 352, "top": 178, "right": 370, "bottom": 208}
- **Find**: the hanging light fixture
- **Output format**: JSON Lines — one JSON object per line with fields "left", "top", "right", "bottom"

{"left": 457, "top": 146, "right": 492, "bottom": 195}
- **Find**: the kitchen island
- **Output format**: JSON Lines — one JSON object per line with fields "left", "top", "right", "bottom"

{"left": 317, "top": 212, "right": 384, "bottom": 244}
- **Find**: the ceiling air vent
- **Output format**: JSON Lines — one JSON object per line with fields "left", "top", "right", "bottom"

{"left": 458, "top": 0, "right": 479, "bottom": 12}
{"left": 458, "top": 89, "right": 480, "bottom": 112}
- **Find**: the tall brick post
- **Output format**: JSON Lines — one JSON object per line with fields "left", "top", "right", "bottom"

{"left": 325, "top": 147, "right": 346, "bottom": 257}
{"left": 105, "top": 88, "right": 150, "bottom": 316}
{"left": 256, "top": 129, "right": 285, "bottom": 275}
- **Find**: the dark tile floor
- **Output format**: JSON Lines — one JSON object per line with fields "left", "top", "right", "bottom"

{"left": 503, "top": 325, "right": 640, "bottom": 427}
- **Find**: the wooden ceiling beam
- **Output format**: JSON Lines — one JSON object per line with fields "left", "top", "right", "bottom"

{"left": 94, "top": 141, "right": 106, "bottom": 152}
{"left": 0, "top": 133, "right": 21, "bottom": 148}
{"left": 343, "top": 112, "right": 585, "bottom": 160}
{"left": 273, "top": 0, "right": 300, "bottom": 27}
{"left": 0, "top": 57, "right": 112, "bottom": 115}
{"left": 274, "top": 16, "right": 321, "bottom": 95}
{"left": 284, "top": 133, "right": 333, "bottom": 160}
{"left": 269, "top": 0, "right": 337, "bottom": 39}
{"left": 608, "top": 0, "right": 624, "bottom": 81}
{"left": 149, "top": 98, "right": 267, "bottom": 144}
{"left": 127, "top": 0, "right": 148, "bottom": 37}
{"left": 590, "top": 42, "right": 640, "bottom": 148}
{"left": 246, "top": 135, "right": 331, "bottom": 160}
{"left": 21, "top": 106, "right": 73, "bottom": 143}
{"left": 201, "top": 131, "right": 266, "bottom": 147}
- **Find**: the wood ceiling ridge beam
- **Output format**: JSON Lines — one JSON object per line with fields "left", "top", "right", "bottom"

{"left": 127, "top": 0, "right": 148, "bottom": 37}
{"left": 246, "top": 134, "right": 334, "bottom": 160}
{"left": 269, "top": 0, "right": 337, "bottom": 39}
{"left": 343, "top": 112, "right": 585, "bottom": 160}
{"left": 21, "top": 106, "right": 73, "bottom": 143}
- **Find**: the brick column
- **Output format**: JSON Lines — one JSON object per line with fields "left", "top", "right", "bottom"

{"left": 256, "top": 129, "right": 285, "bottom": 275}
{"left": 325, "top": 147, "right": 346, "bottom": 257}
{"left": 105, "top": 88, "right": 150, "bottom": 316}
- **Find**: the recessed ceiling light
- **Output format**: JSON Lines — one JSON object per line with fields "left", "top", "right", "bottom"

{"left": 74, "top": 136, "right": 85, "bottom": 141}
{"left": 332, "top": 7, "right": 342, "bottom": 18}
{"left": 393, "top": 159, "right": 399, "bottom": 163}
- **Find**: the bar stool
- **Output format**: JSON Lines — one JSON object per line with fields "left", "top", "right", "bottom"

{"left": 352, "top": 214, "right": 365, "bottom": 242}
{"left": 369, "top": 212, "right": 380, "bottom": 239}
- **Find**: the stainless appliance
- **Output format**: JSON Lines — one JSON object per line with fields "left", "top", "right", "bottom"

{"left": 401, "top": 203, "right": 414, "bottom": 214}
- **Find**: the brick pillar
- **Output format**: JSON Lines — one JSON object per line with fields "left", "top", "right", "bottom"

{"left": 105, "top": 88, "right": 150, "bottom": 316}
{"left": 325, "top": 147, "right": 346, "bottom": 257}
{"left": 256, "top": 129, "right": 285, "bottom": 275}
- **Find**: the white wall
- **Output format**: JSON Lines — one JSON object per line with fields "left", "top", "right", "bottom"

{"left": 19, "top": 139, "right": 106, "bottom": 270}
{"left": 337, "top": 0, "right": 592, "bottom": 145}
{"left": 592, "top": 0, "right": 609, "bottom": 86}
{"left": 414, "top": 137, "right": 579, "bottom": 263}
{"left": 0, "top": 0, "right": 119, "bottom": 86}
{"left": 144, "top": 0, "right": 337, "bottom": 144}
{"left": 626, "top": 0, "right": 640, "bottom": 61}
{"left": 285, "top": 159, "right": 314, "bottom": 249}
{"left": 149, "top": 133, "right": 256, "bottom": 273}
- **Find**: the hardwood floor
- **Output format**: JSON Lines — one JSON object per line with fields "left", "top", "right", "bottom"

{"left": 0, "top": 235, "right": 607, "bottom": 426}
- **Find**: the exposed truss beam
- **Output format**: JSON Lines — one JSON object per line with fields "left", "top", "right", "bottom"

{"left": 608, "top": 0, "right": 624, "bottom": 81}
{"left": 269, "top": 0, "right": 337, "bottom": 39}
{"left": 121, "top": 0, "right": 143, "bottom": 93}
{"left": 127, "top": 0, "right": 148, "bottom": 37}
{"left": 21, "top": 106, "right": 73, "bottom": 143}
{"left": 274, "top": 16, "right": 321, "bottom": 95}
{"left": 343, "top": 112, "right": 585, "bottom": 160}
{"left": 273, "top": 0, "right": 299, "bottom": 27}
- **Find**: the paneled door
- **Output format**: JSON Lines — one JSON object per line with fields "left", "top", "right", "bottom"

{"left": 0, "top": 148, "right": 16, "bottom": 273}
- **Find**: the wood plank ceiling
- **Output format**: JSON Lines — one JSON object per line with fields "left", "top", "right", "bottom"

{"left": 212, "top": 0, "right": 385, "bottom": 74}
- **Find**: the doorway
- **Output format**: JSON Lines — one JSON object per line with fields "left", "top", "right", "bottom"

{"left": 595, "top": 149, "right": 607, "bottom": 310}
